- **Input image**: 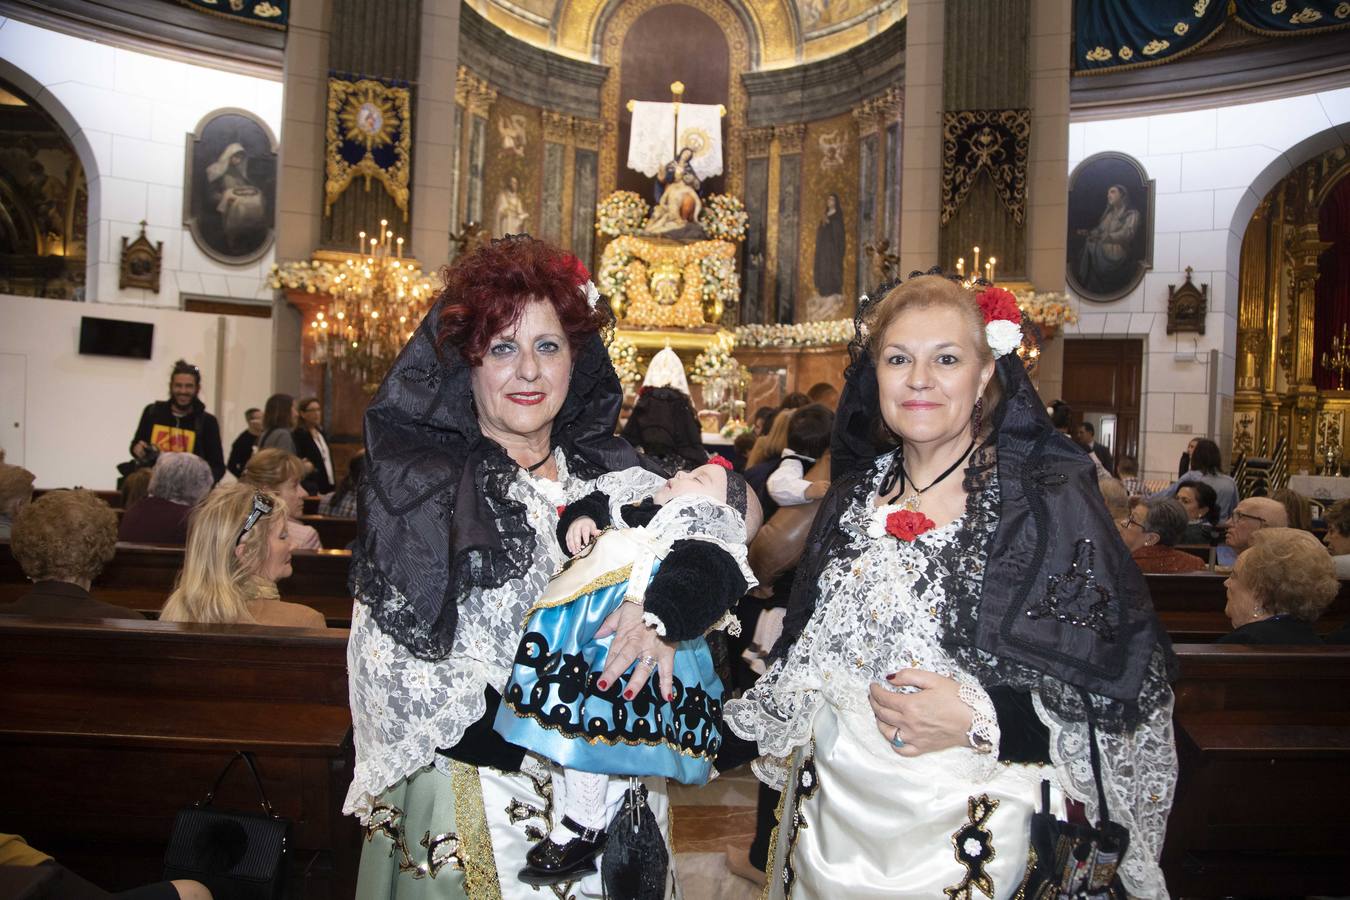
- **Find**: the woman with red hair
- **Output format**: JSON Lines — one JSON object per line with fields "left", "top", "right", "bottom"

{"left": 347, "top": 236, "right": 685, "bottom": 898}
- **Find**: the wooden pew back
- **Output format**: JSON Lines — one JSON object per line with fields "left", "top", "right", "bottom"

{"left": 1164, "top": 644, "right": 1350, "bottom": 896}
{"left": 0, "top": 617, "right": 358, "bottom": 899}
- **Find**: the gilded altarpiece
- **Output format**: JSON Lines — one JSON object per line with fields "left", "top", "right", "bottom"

{"left": 1233, "top": 145, "right": 1350, "bottom": 474}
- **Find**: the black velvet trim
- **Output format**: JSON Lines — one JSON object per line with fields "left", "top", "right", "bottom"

{"left": 986, "top": 685, "right": 1052, "bottom": 765}
{"left": 557, "top": 490, "right": 613, "bottom": 550}
{"left": 714, "top": 728, "right": 761, "bottom": 772}
{"left": 643, "top": 540, "right": 747, "bottom": 642}
{"left": 620, "top": 498, "right": 662, "bottom": 528}
{"left": 435, "top": 687, "right": 526, "bottom": 772}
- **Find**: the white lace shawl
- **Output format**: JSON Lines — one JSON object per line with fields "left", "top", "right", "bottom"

{"left": 724, "top": 458, "right": 1176, "bottom": 898}
{"left": 344, "top": 451, "right": 594, "bottom": 821}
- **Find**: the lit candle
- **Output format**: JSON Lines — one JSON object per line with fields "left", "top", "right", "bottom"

{"left": 397, "top": 237, "right": 404, "bottom": 259}
{"left": 988, "top": 257, "right": 996, "bottom": 283}
{"left": 973, "top": 247, "right": 980, "bottom": 280}
{"left": 956, "top": 257, "right": 964, "bottom": 277}
{"left": 358, "top": 231, "right": 366, "bottom": 254}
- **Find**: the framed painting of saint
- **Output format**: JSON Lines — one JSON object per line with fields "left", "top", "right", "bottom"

{"left": 183, "top": 109, "right": 278, "bottom": 265}
{"left": 1066, "top": 152, "right": 1153, "bottom": 303}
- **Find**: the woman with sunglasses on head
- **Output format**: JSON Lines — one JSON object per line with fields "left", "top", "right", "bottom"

{"left": 241, "top": 448, "right": 321, "bottom": 551}
{"left": 160, "top": 483, "right": 326, "bottom": 628}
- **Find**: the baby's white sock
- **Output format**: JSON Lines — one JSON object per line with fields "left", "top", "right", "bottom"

{"left": 549, "top": 767, "right": 610, "bottom": 843}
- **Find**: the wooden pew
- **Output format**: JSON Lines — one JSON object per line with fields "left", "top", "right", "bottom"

{"left": 1146, "top": 572, "right": 1350, "bottom": 641}
{"left": 0, "top": 616, "right": 359, "bottom": 899}
{"left": 302, "top": 514, "right": 357, "bottom": 549}
{"left": 0, "top": 542, "right": 355, "bottom": 624}
{"left": 1164, "top": 644, "right": 1350, "bottom": 896}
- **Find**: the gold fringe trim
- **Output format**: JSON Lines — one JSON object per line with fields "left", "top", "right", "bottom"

{"left": 759, "top": 775, "right": 788, "bottom": 900}
{"left": 524, "top": 564, "right": 634, "bottom": 620}
{"left": 501, "top": 694, "right": 716, "bottom": 759}
{"left": 1074, "top": 19, "right": 1228, "bottom": 76}
{"left": 173, "top": 0, "right": 287, "bottom": 30}
{"left": 450, "top": 761, "right": 503, "bottom": 900}
{"left": 1232, "top": 13, "right": 1350, "bottom": 37}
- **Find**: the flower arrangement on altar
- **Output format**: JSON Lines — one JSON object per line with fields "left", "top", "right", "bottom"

{"left": 605, "top": 334, "right": 643, "bottom": 393}
{"left": 595, "top": 191, "right": 651, "bottom": 238}
{"left": 720, "top": 418, "right": 754, "bottom": 439}
{"left": 734, "top": 319, "right": 854, "bottom": 349}
{"left": 698, "top": 194, "right": 748, "bottom": 242}
{"left": 1013, "top": 290, "right": 1078, "bottom": 329}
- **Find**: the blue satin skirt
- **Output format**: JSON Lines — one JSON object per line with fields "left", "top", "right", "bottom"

{"left": 493, "top": 561, "right": 723, "bottom": 785}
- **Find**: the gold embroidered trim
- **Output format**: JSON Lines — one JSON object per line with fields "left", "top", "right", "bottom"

{"left": 450, "top": 761, "right": 504, "bottom": 899}
{"left": 501, "top": 694, "right": 716, "bottom": 759}
{"left": 524, "top": 563, "right": 634, "bottom": 619}
{"left": 760, "top": 765, "right": 789, "bottom": 900}
{"left": 944, "top": 794, "right": 999, "bottom": 900}
{"left": 1010, "top": 844, "right": 1038, "bottom": 900}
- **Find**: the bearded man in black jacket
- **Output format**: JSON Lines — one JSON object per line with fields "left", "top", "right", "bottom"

{"left": 129, "top": 359, "right": 225, "bottom": 482}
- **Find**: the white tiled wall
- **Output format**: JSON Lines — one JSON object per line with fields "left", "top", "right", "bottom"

{"left": 0, "top": 18, "right": 283, "bottom": 306}
{"left": 1064, "top": 86, "right": 1350, "bottom": 481}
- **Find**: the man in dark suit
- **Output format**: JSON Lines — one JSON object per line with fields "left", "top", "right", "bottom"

{"left": 1076, "top": 421, "right": 1115, "bottom": 475}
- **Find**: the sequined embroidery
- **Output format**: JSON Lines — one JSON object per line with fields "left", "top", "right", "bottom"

{"left": 421, "top": 830, "right": 464, "bottom": 876}
{"left": 1025, "top": 539, "right": 1116, "bottom": 641}
{"left": 944, "top": 794, "right": 999, "bottom": 900}
{"left": 363, "top": 801, "right": 467, "bottom": 880}
{"left": 449, "top": 761, "right": 504, "bottom": 898}
{"left": 780, "top": 744, "right": 819, "bottom": 898}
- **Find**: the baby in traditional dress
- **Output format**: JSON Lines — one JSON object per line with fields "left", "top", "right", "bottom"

{"left": 494, "top": 457, "right": 761, "bottom": 886}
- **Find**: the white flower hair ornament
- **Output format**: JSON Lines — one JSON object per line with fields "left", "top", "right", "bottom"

{"left": 583, "top": 279, "right": 600, "bottom": 311}
{"left": 975, "top": 286, "right": 1024, "bottom": 360}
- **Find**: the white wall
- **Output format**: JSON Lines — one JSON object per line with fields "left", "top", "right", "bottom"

{"left": 0, "top": 293, "right": 274, "bottom": 490}
{"left": 0, "top": 18, "right": 284, "bottom": 306}
{"left": 1065, "top": 85, "right": 1350, "bottom": 481}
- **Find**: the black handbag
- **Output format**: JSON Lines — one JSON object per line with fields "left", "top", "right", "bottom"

{"left": 162, "top": 751, "right": 290, "bottom": 900}
{"left": 1022, "top": 691, "right": 1129, "bottom": 899}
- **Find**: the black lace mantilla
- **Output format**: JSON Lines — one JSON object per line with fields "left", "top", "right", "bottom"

{"left": 353, "top": 289, "right": 638, "bottom": 661}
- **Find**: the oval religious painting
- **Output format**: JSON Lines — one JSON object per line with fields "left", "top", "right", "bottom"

{"left": 1066, "top": 152, "right": 1154, "bottom": 303}
{"left": 183, "top": 109, "right": 278, "bottom": 265}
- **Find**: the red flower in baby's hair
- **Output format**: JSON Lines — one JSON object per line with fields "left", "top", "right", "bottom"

{"left": 708, "top": 455, "right": 734, "bottom": 471}
{"left": 976, "top": 286, "right": 1021, "bottom": 325}
{"left": 885, "top": 509, "right": 936, "bottom": 542}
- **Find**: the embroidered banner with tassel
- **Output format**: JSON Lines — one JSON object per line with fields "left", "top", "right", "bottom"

{"left": 941, "top": 109, "right": 1031, "bottom": 227}
{"left": 176, "top": 0, "right": 287, "bottom": 29}
{"left": 325, "top": 74, "right": 413, "bottom": 220}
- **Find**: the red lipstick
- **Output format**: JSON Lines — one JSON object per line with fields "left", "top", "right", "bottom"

{"left": 508, "top": 392, "right": 545, "bottom": 406}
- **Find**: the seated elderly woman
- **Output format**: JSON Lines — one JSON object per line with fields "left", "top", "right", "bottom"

{"left": 1120, "top": 497, "right": 1207, "bottom": 574}
{"left": 160, "top": 483, "right": 326, "bottom": 628}
{"left": 1220, "top": 527, "right": 1337, "bottom": 644}
{"left": 1322, "top": 498, "right": 1350, "bottom": 578}
{"left": 0, "top": 463, "right": 35, "bottom": 540}
{"left": 118, "top": 452, "right": 215, "bottom": 545}
{"left": 0, "top": 489, "right": 144, "bottom": 619}
{"left": 240, "top": 448, "right": 320, "bottom": 550}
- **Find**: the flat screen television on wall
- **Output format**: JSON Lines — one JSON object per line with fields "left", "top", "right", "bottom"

{"left": 78, "top": 316, "right": 154, "bottom": 360}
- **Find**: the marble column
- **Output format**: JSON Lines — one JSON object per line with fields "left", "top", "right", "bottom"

{"left": 898, "top": 0, "right": 943, "bottom": 276}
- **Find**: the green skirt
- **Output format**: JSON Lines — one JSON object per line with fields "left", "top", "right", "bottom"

{"left": 356, "top": 758, "right": 677, "bottom": 900}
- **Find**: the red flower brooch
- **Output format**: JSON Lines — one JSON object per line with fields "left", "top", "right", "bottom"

{"left": 883, "top": 509, "right": 937, "bottom": 542}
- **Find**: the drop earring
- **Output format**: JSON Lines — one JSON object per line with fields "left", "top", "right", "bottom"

{"left": 971, "top": 397, "right": 984, "bottom": 439}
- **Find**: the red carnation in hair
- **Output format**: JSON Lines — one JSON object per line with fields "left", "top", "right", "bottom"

{"left": 566, "top": 254, "right": 591, "bottom": 285}
{"left": 708, "top": 455, "right": 733, "bottom": 471}
{"left": 976, "top": 286, "right": 1021, "bottom": 325}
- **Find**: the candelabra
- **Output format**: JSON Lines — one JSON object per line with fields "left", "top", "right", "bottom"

{"left": 953, "top": 246, "right": 997, "bottom": 286}
{"left": 1322, "top": 323, "right": 1350, "bottom": 390}
{"left": 308, "top": 220, "right": 438, "bottom": 388}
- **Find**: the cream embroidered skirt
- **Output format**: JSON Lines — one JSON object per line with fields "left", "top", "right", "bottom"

{"left": 764, "top": 704, "right": 1064, "bottom": 900}
{"left": 356, "top": 757, "right": 679, "bottom": 899}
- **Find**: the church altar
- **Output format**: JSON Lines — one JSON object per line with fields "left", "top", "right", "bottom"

{"left": 601, "top": 235, "right": 737, "bottom": 329}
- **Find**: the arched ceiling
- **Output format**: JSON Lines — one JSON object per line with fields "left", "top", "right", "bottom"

{"left": 466, "top": 0, "right": 904, "bottom": 69}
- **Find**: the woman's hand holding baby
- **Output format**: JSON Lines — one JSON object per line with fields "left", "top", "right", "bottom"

{"left": 596, "top": 602, "right": 677, "bottom": 701}
{"left": 566, "top": 516, "right": 602, "bottom": 555}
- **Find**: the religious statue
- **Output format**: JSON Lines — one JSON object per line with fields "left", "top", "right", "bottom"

{"left": 643, "top": 147, "right": 707, "bottom": 240}
{"left": 494, "top": 175, "right": 530, "bottom": 237}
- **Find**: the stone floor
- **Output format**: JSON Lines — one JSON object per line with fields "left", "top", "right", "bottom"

{"left": 669, "top": 767, "right": 764, "bottom": 899}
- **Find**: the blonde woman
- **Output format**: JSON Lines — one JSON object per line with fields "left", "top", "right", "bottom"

{"left": 240, "top": 448, "right": 321, "bottom": 550}
{"left": 161, "top": 483, "right": 325, "bottom": 628}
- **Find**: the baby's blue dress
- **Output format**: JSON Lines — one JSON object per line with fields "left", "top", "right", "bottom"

{"left": 493, "top": 515, "right": 740, "bottom": 785}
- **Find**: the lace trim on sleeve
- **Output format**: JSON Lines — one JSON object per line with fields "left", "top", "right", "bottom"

{"left": 957, "top": 679, "right": 999, "bottom": 752}
{"left": 596, "top": 466, "right": 670, "bottom": 519}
